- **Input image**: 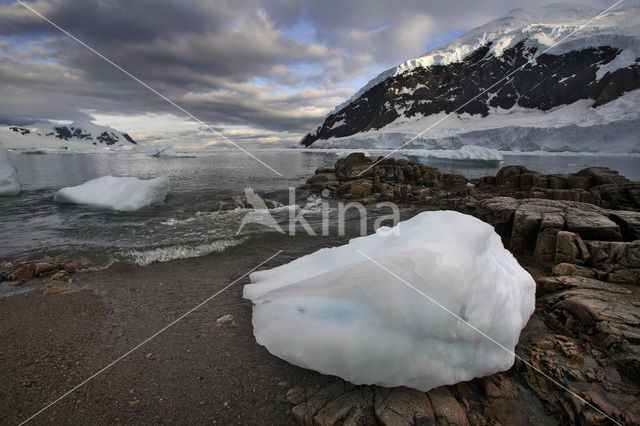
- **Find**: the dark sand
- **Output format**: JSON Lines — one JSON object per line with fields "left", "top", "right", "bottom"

{"left": 1, "top": 242, "right": 346, "bottom": 425}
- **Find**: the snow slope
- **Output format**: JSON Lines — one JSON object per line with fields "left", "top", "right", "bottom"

{"left": 244, "top": 211, "right": 535, "bottom": 391}
{"left": 304, "top": 3, "right": 640, "bottom": 152}
{"left": 333, "top": 3, "right": 640, "bottom": 113}
{"left": 54, "top": 176, "right": 169, "bottom": 211}
{"left": 313, "top": 89, "right": 640, "bottom": 152}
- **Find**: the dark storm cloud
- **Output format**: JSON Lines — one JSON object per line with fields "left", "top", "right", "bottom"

{"left": 0, "top": 0, "right": 613, "bottom": 137}
{"left": 0, "top": 0, "right": 220, "bottom": 41}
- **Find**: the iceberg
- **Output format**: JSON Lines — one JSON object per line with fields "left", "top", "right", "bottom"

{"left": 417, "top": 145, "right": 504, "bottom": 162}
{"left": 141, "top": 144, "right": 197, "bottom": 158}
{"left": 0, "top": 149, "right": 21, "bottom": 196}
{"left": 54, "top": 175, "right": 169, "bottom": 211}
{"left": 244, "top": 211, "right": 535, "bottom": 391}
{"left": 147, "top": 145, "right": 177, "bottom": 157}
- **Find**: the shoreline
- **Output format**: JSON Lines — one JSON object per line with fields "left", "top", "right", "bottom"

{"left": 2, "top": 213, "right": 639, "bottom": 424}
{"left": 1, "top": 247, "right": 343, "bottom": 425}
{"left": 2, "top": 158, "right": 640, "bottom": 424}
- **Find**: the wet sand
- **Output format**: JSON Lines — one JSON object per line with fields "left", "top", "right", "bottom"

{"left": 1, "top": 239, "right": 347, "bottom": 425}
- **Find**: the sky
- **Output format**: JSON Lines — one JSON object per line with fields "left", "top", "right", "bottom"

{"left": 0, "top": 0, "right": 613, "bottom": 148}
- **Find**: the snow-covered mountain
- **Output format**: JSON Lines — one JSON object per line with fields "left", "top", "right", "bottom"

{"left": 300, "top": 3, "right": 640, "bottom": 152}
{"left": 0, "top": 120, "right": 137, "bottom": 151}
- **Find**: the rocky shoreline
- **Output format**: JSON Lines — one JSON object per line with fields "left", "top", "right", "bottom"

{"left": 2, "top": 156, "right": 639, "bottom": 424}
{"left": 290, "top": 154, "right": 640, "bottom": 425}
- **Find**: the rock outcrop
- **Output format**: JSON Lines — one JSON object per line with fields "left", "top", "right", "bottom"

{"left": 303, "top": 153, "right": 474, "bottom": 204}
{"left": 457, "top": 198, "right": 639, "bottom": 284}
{"left": 285, "top": 272, "right": 640, "bottom": 425}
{"left": 303, "top": 155, "right": 640, "bottom": 285}
{"left": 303, "top": 154, "right": 640, "bottom": 211}
{"left": 480, "top": 165, "right": 640, "bottom": 210}
{"left": 290, "top": 155, "right": 640, "bottom": 424}
{"left": 1, "top": 259, "right": 85, "bottom": 288}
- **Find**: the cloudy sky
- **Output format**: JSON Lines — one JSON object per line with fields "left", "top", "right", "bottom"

{"left": 0, "top": 0, "right": 612, "bottom": 148}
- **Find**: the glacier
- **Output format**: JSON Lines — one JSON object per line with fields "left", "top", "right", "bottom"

{"left": 311, "top": 89, "right": 640, "bottom": 152}
{"left": 407, "top": 145, "right": 503, "bottom": 162}
{"left": 54, "top": 175, "right": 169, "bottom": 211}
{"left": 244, "top": 211, "right": 536, "bottom": 391}
{"left": 0, "top": 149, "right": 21, "bottom": 196}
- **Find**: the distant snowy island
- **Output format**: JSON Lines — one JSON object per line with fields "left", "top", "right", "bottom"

{"left": 300, "top": 3, "right": 640, "bottom": 153}
{"left": 0, "top": 120, "right": 137, "bottom": 152}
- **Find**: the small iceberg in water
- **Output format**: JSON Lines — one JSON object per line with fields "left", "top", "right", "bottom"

{"left": 0, "top": 149, "right": 21, "bottom": 196}
{"left": 54, "top": 175, "right": 169, "bottom": 211}
{"left": 141, "top": 144, "right": 197, "bottom": 158}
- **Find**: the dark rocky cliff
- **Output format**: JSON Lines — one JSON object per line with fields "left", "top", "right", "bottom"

{"left": 301, "top": 42, "right": 640, "bottom": 147}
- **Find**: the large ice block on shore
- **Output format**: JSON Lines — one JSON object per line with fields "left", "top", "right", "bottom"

{"left": 244, "top": 211, "right": 535, "bottom": 391}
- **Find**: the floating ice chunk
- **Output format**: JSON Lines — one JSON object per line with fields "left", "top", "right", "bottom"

{"left": 413, "top": 145, "right": 504, "bottom": 162}
{"left": 141, "top": 144, "right": 197, "bottom": 158}
{"left": 54, "top": 175, "right": 169, "bottom": 211}
{"left": 0, "top": 150, "right": 21, "bottom": 196}
{"left": 244, "top": 211, "right": 535, "bottom": 391}
{"left": 19, "top": 148, "right": 52, "bottom": 155}
{"left": 147, "top": 145, "right": 177, "bottom": 157}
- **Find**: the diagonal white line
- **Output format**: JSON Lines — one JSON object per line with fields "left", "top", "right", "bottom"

{"left": 358, "top": 0, "right": 626, "bottom": 176}
{"left": 18, "top": 250, "right": 283, "bottom": 425}
{"left": 355, "top": 249, "right": 621, "bottom": 425}
{"left": 16, "top": 0, "right": 283, "bottom": 177}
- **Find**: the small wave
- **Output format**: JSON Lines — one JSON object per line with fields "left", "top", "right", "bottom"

{"left": 78, "top": 259, "right": 116, "bottom": 273}
{"left": 121, "top": 238, "right": 247, "bottom": 266}
{"left": 160, "top": 216, "right": 201, "bottom": 226}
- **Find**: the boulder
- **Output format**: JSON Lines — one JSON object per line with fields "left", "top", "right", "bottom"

{"left": 12, "top": 263, "right": 36, "bottom": 281}
{"left": 564, "top": 208, "right": 621, "bottom": 241}
{"left": 335, "top": 153, "right": 372, "bottom": 180}
{"left": 586, "top": 240, "right": 640, "bottom": 270}
{"left": 313, "top": 387, "right": 375, "bottom": 426}
{"left": 555, "top": 231, "right": 590, "bottom": 265}
{"left": 427, "top": 387, "right": 469, "bottom": 426}
{"left": 533, "top": 212, "right": 566, "bottom": 267}
{"left": 340, "top": 179, "right": 373, "bottom": 200}
{"left": 49, "top": 270, "right": 69, "bottom": 281}
{"left": 475, "top": 197, "right": 518, "bottom": 242}
{"left": 374, "top": 388, "right": 434, "bottom": 426}
{"left": 576, "top": 167, "right": 620, "bottom": 186}
{"left": 307, "top": 172, "right": 338, "bottom": 185}
{"left": 496, "top": 165, "right": 528, "bottom": 189}
{"left": 552, "top": 263, "right": 598, "bottom": 279}
{"left": 290, "top": 382, "right": 355, "bottom": 425}
{"left": 34, "top": 262, "right": 59, "bottom": 276}
{"left": 584, "top": 240, "right": 640, "bottom": 284}
{"left": 609, "top": 210, "right": 640, "bottom": 241}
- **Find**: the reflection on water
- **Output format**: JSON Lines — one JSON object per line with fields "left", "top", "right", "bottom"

{"left": 2, "top": 150, "right": 639, "bottom": 265}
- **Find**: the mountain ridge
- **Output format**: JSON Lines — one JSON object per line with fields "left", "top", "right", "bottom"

{"left": 300, "top": 2, "right": 640, "bottom": 152}
{"left": 1, "top": 120, "right": 137, "bottom": 150}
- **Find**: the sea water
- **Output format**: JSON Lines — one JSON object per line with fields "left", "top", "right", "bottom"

{"left": 1, "top": 150, "right": 638, "bottom": 266}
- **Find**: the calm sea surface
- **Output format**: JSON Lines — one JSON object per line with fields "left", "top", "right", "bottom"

{"left": 1, "top": 150, "right": 639, "bottom": 266}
